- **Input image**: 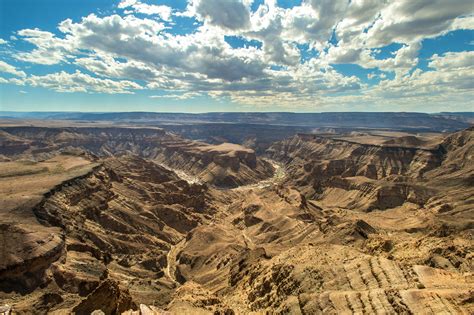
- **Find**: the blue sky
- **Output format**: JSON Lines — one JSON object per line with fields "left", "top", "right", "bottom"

{"left": 0, "top": 0, "right": 473, "bottom": 112}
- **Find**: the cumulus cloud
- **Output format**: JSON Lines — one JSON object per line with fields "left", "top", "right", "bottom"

{"left": 363, "top": 0, "right": 474, "bottom": 47}
{"left": 117, "top": 0, "right": 136, "bottom": 8}
{"left": 187, "top": 0, "right": 251, "bottom": 30}
{"left": 57, "top": 14, "right": 267, "bottom": 82}
{"left": 1, "top": 0, "right": 472, "bottom": 110}
{"left": 118, "top": 0, "right": 172, "bottom": 21}
{"left": 75, "top": 54, "right": 160, "bottom": 81}
{"left": 9, "top": 70, "right": 142, "bottom": 93}
{"left": 429, "top": 51, "right": 474, "bottom": 70}
{"left": 296, "top": 0, "right": 348, "bottom": 44}
{"left": 16, "top": 29, "right": 74, "bottom": 65}
{"left": 335, "top": 0, "right": 385, "bottom": 42}
{"left": 0, "top": 60, "right": 26, "bottom": 77}
{"left": 150, "top": 92, "right": 202, "bottom": 100}
{"left": 371, "top": 50, "right": 474, "bottom": 101}
{"left": 325, "top": 0, "right": 474, "bottom": 74}
{"left": 324, "top": 41, "right": 422, "bottom": 78}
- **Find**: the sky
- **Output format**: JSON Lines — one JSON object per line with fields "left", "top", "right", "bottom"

{"left": 0, "top": 0, "right": 473, "bottom": 113}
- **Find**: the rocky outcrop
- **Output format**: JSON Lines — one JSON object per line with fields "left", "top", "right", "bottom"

{"left": 267, "top": 134, "right": 447, "bottom": 211}
{"left": 0, "top": 125, "right": 472, "bottom": 314}
{"left": 35, "top": 155, "right": 213, "bottom": 286}
{"left": 151, "top": 140, "right": 273, "bottom": 188}
{"left": 0, "top": 224, "right": 65, "bottom": 294}
{"left": 268, "top": 134, "right": 443, "bottom": 180}
{"left": 316, "top": 177, "right": 434, "bottom": 211}
{"left": 231, "top": 244, "right": 474, "bottom": 314}
{"left": 166, "top": 281, "right": 235, "bottom": 314}
{"left": 0, "top": 155, "right": 98, "bottom": 294}
{"left": 0, "top": 153, "right": 215, "bottom": 311}
{"left": 0, "top": 131, "right": 32, "bottom": 155}
{"left": 72, "top": 279, "right": 137, "bottom": 314}
{"left": 0, "top": 126, "right": 274, "bottom": 188}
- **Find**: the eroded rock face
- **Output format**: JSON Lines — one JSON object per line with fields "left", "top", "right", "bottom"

{"left": 0, "top": 126, "right": 273, "bottom": 188}
{"left": 267, "top": 133, "right": 449, "bottom": 211}
{"left": 0, "top": 155, "right": 98, "bottom": 296}
{"left": 0, "top": 224, "right": 65, "bottom": 294}
{"left": 151, "top": 140, "right": 273, "bottom": 188}
{"left": 268, "top": 133, "right": 443, "bottom": 179}
{"left": 0, "top": 126, "right": 472, "bottom": 314}
{"left": 0, "top": 130, "right": 32, "bottom": 155}
{"left": 38, "top": 156, "right": 216, "bottom": 305}
{"left": 0, "top": 153, "right": 216, "bottom": 312}
{"left": 72, "top": 279, "right": 137, "bottom": 315}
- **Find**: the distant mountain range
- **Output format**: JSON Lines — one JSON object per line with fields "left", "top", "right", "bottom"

{"left": 0, "top": 111, "right": 472, "bottom": 132}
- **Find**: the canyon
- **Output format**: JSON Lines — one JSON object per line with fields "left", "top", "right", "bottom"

{"left": 0, "top": 118, "right": 472, "bottom": 314}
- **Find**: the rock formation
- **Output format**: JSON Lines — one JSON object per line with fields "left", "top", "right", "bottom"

{"left": 0, "top": 123, "right": 472, "bottom": 314}
{"left": 0, "top": 126, "right": 274, "bottom": 188}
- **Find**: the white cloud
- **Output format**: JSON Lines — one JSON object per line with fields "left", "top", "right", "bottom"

{"left": 8, "top": 70, "right": 142, "bottom": 94}
{"left": 56, "top": 14, "right": 267, "bottom": 82}
{"left": 367, "top": 42, "right": 422, "bottom": 77}
{"left": 118, "top": 0, "right": 172, "bottom": 21}
{"left": 3, "top": 0, "right": 472, "bottom": 111}
{"left": 150, "top": 92, "right": 202, "bottom": 100}
{"left": 75, "top": 54, "right": 160, "bottom": 81}
{"left": 450, "top": 15, "right": 474, "bottom": 31}
{"left": 371, "top": 51, "right": 474, "bottom": 100}
{"left": 429, "top": 51, "right": 474, "bottom": 70}
{"left": 324, "top": 41, "right": 422, "bottom": 78}
{"left": 0, "top": 39, "right": 7, "bottom": 45}
{"left": 362, "top": 0, "right": 474, "bottom": 47}
{"left": 0, "top": 60, "right": 26, "bottom": 77}
{"left": 16, "top": 29, "right": 74, "bottom": 65}
{"left": 293, "top": 0, "right": 348, "bottom": 45}
{"left": 324, "top": 0, "right": 474, "bottom": 74}
{"left": 335, "top": 0, "right": 385, "bottom": 43}
{"left": 118, "top": 0, "right": 137, "bottom": 9}
{"left": 187, "top": 0, "right": 251, "bottom": 30}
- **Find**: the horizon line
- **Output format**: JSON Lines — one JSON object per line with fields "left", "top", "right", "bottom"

{"left": 1, "top": 111, "right": 473, "bottom": 114}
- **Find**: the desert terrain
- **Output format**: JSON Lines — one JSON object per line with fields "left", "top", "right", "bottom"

{"left": 0, "top": 113, "right": 472, "bottom": 314}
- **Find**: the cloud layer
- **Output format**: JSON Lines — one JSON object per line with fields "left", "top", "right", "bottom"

{"left": 0, "top": 0, "right": 473, "bottom": 111}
